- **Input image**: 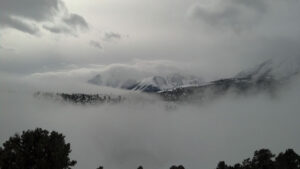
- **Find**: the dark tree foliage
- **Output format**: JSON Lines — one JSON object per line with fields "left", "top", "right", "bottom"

{"left": 216, "top": 161, "right": 229, "bottom": 169}
{"left": 177, "top": 165, "right": 185, "bottom": 169}
{"left": 216, "top": 149, "right": 300, "bottom": 169}
{"left": 170, "top": 165, "right": 185, "bottom": 169}
{"left": 275, "top": 149, "right": 300, "bottom": 169}
{"left": 34, "top": 92, "right": 124, "bottom": 105}
{"left": 170, "top": 165, "right": 178, "bottom": 169}
{"left": 0, "top": 128, "right": 76, "bottom": 169}
{"left": 252, "top": 149, "right": 275, "bottom": 169}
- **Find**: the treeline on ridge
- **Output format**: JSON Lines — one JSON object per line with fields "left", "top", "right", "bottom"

{"left": 34, "top": 91, "right": 125, "bottom": 104}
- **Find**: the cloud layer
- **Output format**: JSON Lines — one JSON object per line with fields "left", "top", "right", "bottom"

{"left": 89, "top": 40, "right": 103, "bottom": 49}
{"left": 0, "top": 0, "right": 88, "bottom": 35}
{"left": 1, "top": 0, "right": 300, "bottom": 84}
{"left": 188, "top": 0, "right": 268, "bottom": 32}
{"left": 103, "top": 32, "right": 122, "bottom": 42}
{"left": 26, "top": 60, "right": 189, "bottom": 84}
{"left": 63, "top": 13, "right": 89, "bottom": 31}
{"left": 1, "top": 73, "right": 300, "bottom": 169}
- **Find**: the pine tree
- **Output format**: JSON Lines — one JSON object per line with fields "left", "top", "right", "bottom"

{"left": 0, "top": 128, "right": 76, "bottom": 169}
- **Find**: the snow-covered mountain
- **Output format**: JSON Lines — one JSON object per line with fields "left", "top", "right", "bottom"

{"left": 88, "top": 73, "right": 203, "bottom": 92}
{"left": 159, "top": 56, "right": 300, "bottom": 101}
{"left": 128, "top": 74, "right": 203, "bottom": 92}
{"left": 36, "top": 56, "right": 300, "bottom": 104}
{"left": 87, "top": 55, "right": 300, "bottom": 101}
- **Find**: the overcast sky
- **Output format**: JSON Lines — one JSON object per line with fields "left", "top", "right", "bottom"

{"left": 1, "top": 1, "right": 300, "bottom": 169}
{"left": 1, "top": 0, "right": 300, "bottom": 80}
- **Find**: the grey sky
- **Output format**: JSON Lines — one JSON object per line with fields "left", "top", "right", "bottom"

{"left": 63, "top": 13, "right": 89, "bottom": 30}
{"left": 103, "top": 32, "right": 122, "bottom": 42}
{"left": 0, "top": 0, "right": 88, "bottom": 35}
{"left": 43, "top": 25, "right": 72, "bottom": 34}
{"left": 0, "top": 0, "right": 300, "bottom": 80}
{"left": 89, "top": 40, "right": 102, "bottom": 49}
{"left": 0, "top": 0, "right": 60, "bottom": 21}
{"left": 188, "top": 0, "right": 268, "bottom": 32}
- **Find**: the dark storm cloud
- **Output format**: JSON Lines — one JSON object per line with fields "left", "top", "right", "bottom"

{"left": 89, "top": 40, "right": 102, "bottom": 49}
{"left": 0, "top": 0, "right": 61, "bottom": 21}
{"left": 0, "top": 0, "right": 88, "bottom": 35}
{"left": 43, "top": 13, "right": 89, "bottom": 35}
{"left": 188, "top": 0, "right": 268, "bottom": 32}
{"left": 0, "top": 16, "right": 39, "bottom": 35}
{"left": 63, "top": 13, "right": 89, "bottom": 31}
{"left": 42, "top": 25, "right": 73, "bottom": 34}
{"left": 0, "top": 0, "right": 60, "bottom": 34}
{"left": 103, "top": 32, "right": 122, "bottom": 42}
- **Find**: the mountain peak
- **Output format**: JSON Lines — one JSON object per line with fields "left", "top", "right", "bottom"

{"left": 88, "top": 73, "right": 203, "bottom": 92}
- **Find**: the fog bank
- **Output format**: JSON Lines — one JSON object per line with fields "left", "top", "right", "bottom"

{"left": 0, "top": 76, "right": 300, "bottom": 169}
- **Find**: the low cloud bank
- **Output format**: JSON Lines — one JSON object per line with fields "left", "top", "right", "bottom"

{"left": 26, "top": 60, "right": 198, "bottom": 88}
{"left": 0, "top": 73, "right": 300, "bottom": 169}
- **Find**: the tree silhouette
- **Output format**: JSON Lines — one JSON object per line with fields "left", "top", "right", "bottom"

{"left": 275, "top": 149, "right": 300, "bottom": 169}
{"left": 177, "top": 165, "right": 185, "bottom": 169}
{"left": 170, "top": 165, "right": 178, "bottom": 169}
{"left": 216, "top": 161, "right": 229, "bottom": 169}
{"left": 252, "top": 149, "right": 275, "bottom": 169}
{"left": 0, "top": 128, "right": 76, "bottom": 169}
{"left": 216, "top": 148, "right": 300, "bottom": 169}
{"left": 97, "top": 166, "right": 103, "bottom": 169}
{"left": 170, "top": 165, "right": 185, "bottom": 169}
{"left": 241, "top": 158, "right": 253, "bottom": 169}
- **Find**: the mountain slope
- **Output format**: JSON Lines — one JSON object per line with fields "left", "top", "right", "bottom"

{"left": 88, "top": 73, "right": 203, "bottom": 92}
{"left": 159, "top": 56, "right": 300, "bottom": 101}
{"left": 87, "top": 56, "right": 300, "bottom": 102}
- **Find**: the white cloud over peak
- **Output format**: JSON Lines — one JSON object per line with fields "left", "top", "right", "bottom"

{"left": 26, "top": 60, "right": 193, "bottom": 85}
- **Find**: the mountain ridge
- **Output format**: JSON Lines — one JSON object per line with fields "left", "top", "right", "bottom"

{"left": 86, "top": 56, "right": 300, "bottom": 101}
{"left": 88, "top": 73, "right": 204, "bottom": 92}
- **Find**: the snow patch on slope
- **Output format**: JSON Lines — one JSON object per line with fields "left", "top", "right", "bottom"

{"left": 88, "top": 73, "right": 204, "bottom": 92}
